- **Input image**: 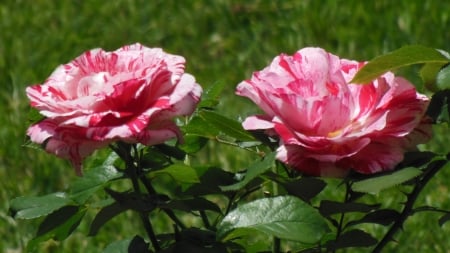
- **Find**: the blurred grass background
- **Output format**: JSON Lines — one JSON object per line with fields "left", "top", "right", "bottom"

{"left": 1, "top": 0, "right": 449, "bottom": 252}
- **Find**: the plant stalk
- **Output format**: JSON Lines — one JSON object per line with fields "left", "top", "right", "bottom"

{"left": 119, "top": 143, "right": 161, "bottom": 251}
{"left": 140, "top": 213, "right": 161, "bottom": 251}
{"left": 273, "top": 237, "right": 281, "bottom": 253}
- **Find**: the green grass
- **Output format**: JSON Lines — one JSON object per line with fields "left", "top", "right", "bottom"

{"left": 1, "top": 0, "right": 450, "bottom": 252}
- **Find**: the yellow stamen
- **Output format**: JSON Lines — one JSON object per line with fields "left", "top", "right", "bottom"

{"left": 328, "top": 129, "right": 342, "bottom": 138}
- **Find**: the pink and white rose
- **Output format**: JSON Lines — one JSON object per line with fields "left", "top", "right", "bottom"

{"left": 26, "top": 43, "right": 202, "bottom": 175}
{"left": 236, "top": 47, "right": 431, "bottom": 177}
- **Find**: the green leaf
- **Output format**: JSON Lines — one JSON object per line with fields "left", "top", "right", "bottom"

{"left": 319, "top": 200, "right": 380, "bottom": 216}
{"left": 26, "top": 206, "right": 86, "bottom": 251}
{"left": 420, "top": 63, "right": 446, "bottom": 91}
{"left": 161, "top": 197, "right": 222, "bottom": 213}
{"left": 104, "top": 189, "right": 157, "bottom": 212}
{"left": 426, "top": 90, "right": 450, "bottom": 123}
{"left": 10, "top": 192, "right": 73, "bottom": 219}
{"left": 437, "top": 64, "right": 450, "bottom": 90}
{"left": 351, "top": 167, "right": 422, "bottom": 194}
{"left": 199, "top": 110, "right": 255, "bottom": 141}
{"left": 347, "top": 209, "right": 400, "bottom": 227}
{"left": 89, "top": 201, "right": 128, "bottom": 236}
{"left": 184, "top": 167, "right": 236, "bottom": 197}
{"left": 102, "top": 236, "right": 150, "bottom": 253}
{"left": 283, "top": 177, "right": 327, "bottom": 202}
{"left": 401, "top": 151, "right": 437, "bottom": 168}
{"left": 155, "top": 143, "right": 186, "bottom": 160}
{"left": 140, "top": 146, "right": 172, "bottom": 169}
{"left": 199, "top": 80, "right": 226, "bottom": 109}
{"left": 351, "top": 45, "right": 450, "bottom": 84}
{"left": 182, "top": 115, "right": 221, "bottom": 138}
{"left": 163, "top": 228, "right": 231, "bottom": 253}
{"left": 220, "top": 152, "right": 276, "bottom": 191}
{"left": 149, "top": 164, "right": 200, "bottom": 184}
{"left": 70, "top": 164, "right": 123, "bottom": 204}
{"left": 36, "top": 205, "right": 82, "bottom": 237}
{"left": 217, "top": 196, "right": 329, "bottom": 244}
{"left": 178, "top": 135, "right": 208, "bottom": 154}
{"left": 327, "top": 229, "right": 377, "bottom": 250}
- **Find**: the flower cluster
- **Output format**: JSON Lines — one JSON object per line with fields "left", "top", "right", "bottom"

{"left": 27, "top": 44, "right": 430, "bottom": 177}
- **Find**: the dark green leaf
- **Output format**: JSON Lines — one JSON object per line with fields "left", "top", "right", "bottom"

{"left": 89, "top": 201, "right": 128, "bottom": 236}
{"left": 437, "top": 64, "right": 450, "bottom": 90}
{"left": 328, "top": 229, "right": 377, "bottom": 250}
{"left": 70, "top": 164, "right": 123, "bottom": 204}
{"left": 401, "top": 151, "right": 437, "bottom": 168}
{"left": 37, "top": 205, "right": 81, "bottom": 236}
{"left": 184, "top": 167, "right": 236, "bottom": 196}
{"left": 161, "top": 241, "right": 228, "bottom": 253}
{"left": 199, "top": 80, "right": 226, "bottom": 109}
{"left": 102, "top": 236, "right": 150, "bottom": 253}
{"left": 217, "top": 196, "right": 329, "bottom": 244}
{"left": 141, "top": 147, "right": 172, "bottom": 169}
{"left": 439, "top": 213, "right": 450, "bottom": 227}
{"left": 177, "top": 228, "right": 217, "bottom": 245}
{"left": 319, "top": 200, "right": 379, "bottom": 216}
{"left": 426, "top": 90, "right": 450, "bottom": 123}
{"left": 220, "top": 152, "right": 276, "bottom": 191}
{"left": 199, "top": 110, "right": 255, "bottom": 141}
{"left": 347, "top": 209, "right": 400, "bottom": 227}
{"left": 351, "top": 45, "right": 449, "bottom": 84}
{"left": 105, "top": 188, "right": 157, "bottom": 212}
{"left": 283, "top": 177, "right": 326, "bottom": 202}
{"left": 161, "top": 198, "right": 222, "bottom": 213}
{"left": 155, "top": 144, "right": 186, "bottom": 160}
{"left": 351, "top": 167, "right": 422, "bottom": 194}
{"left": 10, "top": 192, "right": 73, "bottom": 219}
{"left": 26, "top": 207, "right": 86, "bottom": 251}
{"left": 149, "top": 164, "right": 200, "bottom": 184}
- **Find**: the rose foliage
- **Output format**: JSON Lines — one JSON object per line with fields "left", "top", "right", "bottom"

{"left": 10, "top": 44, "right": 450, "bottom": 252}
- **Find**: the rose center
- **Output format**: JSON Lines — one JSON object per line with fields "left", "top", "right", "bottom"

{"left": 327, "top": 129, "right": 343, "bottom": 138}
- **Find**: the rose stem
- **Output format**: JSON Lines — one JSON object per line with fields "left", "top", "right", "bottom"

{"left": 125, "top": 144, "right": 161, "bottom": 251}
{"left": 138, "top": 174, "right": 187, "bottom": 230}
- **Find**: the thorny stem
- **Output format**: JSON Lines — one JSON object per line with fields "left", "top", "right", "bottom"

{"left": 372, "top": 159, "right": 448, "bottom": 253}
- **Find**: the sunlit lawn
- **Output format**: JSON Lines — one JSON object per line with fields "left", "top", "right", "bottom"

{"left": 1, "top": 0, "right": 450, "bottom": 252}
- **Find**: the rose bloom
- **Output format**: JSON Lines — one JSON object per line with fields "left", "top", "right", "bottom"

{"left": 27, "top": 43, "right": 202, "bottom": 175}
{"left": 236, "top": 47, "right": 431, "bottom": 177}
